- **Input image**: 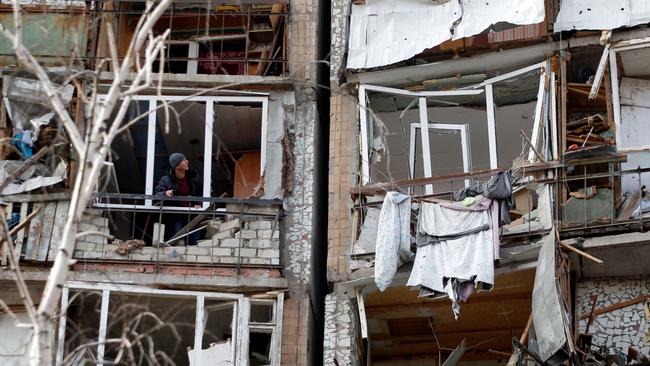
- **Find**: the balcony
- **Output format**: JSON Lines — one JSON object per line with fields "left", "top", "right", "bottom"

{"left": 3, "top": 193, "right": 283, "bottom": 271}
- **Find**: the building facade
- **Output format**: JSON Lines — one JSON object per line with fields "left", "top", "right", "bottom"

{"left": 326, "top": 0, "right": 650, "bottom": 365}
{"left": 0, "top": 1, "right": 323, "bottom": 365}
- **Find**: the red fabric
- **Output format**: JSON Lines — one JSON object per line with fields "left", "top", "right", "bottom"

{"left": 176, "top": 176, "right": 191, "bottom": 206}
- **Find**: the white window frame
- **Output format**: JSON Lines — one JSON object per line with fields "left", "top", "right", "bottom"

{"left": 476, "top": 60, "right": 550, "bottom": 163}
{"left": 358, "top": 61, "right": 551, "bottom": 191}
{"left": 57, "top": 282, "right": 284, "bottom": 366}
{"left": 409, "top": 123, "right": 472, "bottom": 188}
{"left": 248, "top": 298, "right": 283, "bottom": 366}
{"left": 358, "top": 85, "right": 487, "bottom": 195}
{"left": 159, "top": 40, "right": 199, "bottom": 75}
{"left": 609, "top": 37, "right": 650, "bottom": 152}
{"left": 95, "top": 95, "right": 269, "bottom": 211}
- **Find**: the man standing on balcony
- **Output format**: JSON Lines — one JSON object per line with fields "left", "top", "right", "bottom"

{"left": 154, "top": 152, "right": 203, "bottom": 245}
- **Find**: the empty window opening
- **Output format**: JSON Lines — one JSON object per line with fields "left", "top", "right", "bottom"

{"left": 99, "top": 3, "right": 288, "bottom": 76}
{"left": 57, "top": 284, "right": 279, "bottom": 366}
{"left": 97, "top": 95, "right": 268, "bottom": 245}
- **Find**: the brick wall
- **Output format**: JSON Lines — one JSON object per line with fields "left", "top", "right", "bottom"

{"left": 288, "top": 0, "right": 318, "bottom": 80}
{"left": 74, "top": 211, "right": 281, "bottom": 266}
{"left": 281, "top": 296, "right": 311, "bottom": 366}
{"left": 327, "top": 93, "right": 357, "bottom": 281}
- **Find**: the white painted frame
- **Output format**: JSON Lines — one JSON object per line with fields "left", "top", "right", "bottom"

{"left": 56, "top": 282, "right": 285, "bottom": 366}
{"left": 248, "top": 298, "right": 281, "bottom": 366}
{"left": 478, "top": 60, "right": 549, "bottom": 163}
{"left": 358, "top": 62, "right": 549, "bottom": 185}
{"left": 95, "top": 95, "right": 269, "bottom": 211}
{"left": 408, "top": 123, "right": 472, "bottom": 188}
{"left": 358, "top": 84, "right": 486, "bottom": 187}
{"left": 161, "top": 40, "right": 199, "bottom": 75}
{"left": 609, "top": 37, "right": 650, "bottom": 152}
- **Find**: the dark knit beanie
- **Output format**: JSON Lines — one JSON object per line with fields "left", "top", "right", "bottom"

{"left": 169, "top": 153, "right": 186, "bottom": 168}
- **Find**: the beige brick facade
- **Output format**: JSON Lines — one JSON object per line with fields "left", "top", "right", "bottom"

{"left": 327, "top": 94, "right": 357, "bottom": 281}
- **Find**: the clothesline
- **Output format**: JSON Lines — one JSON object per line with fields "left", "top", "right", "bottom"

{"left": 372, "top": 171, "right": 514, "bottom": 319}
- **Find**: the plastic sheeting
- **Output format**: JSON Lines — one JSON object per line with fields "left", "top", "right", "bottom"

{"left": 0, "top": 160, "right": 67, "bottom": 195}
{"left": 348, "top": 0, "right": 461, "bottom": 69}
{"left": 554, "top": 0, "right": 650, "bottom": 31}
{"left": 2, "top": 75, "right": 74, "bottom": 135}
{"left": 347, "top": 0, "right": 545, "bottom": 69}
{"left": 532, "top": 231, "right": 568, "bottom": 362}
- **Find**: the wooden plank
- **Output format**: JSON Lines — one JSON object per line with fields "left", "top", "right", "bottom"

{"left": 13, "top": 202, "right": 29, "bottom": 262}
{"left": 273, "top": 292, "right": 284, "bottom": 366}
{"left": 2, "top": 192, "right": 70, "bottom": 203}
{"left": 350, "top": 168, "right": 501, "bottom": 196}
{"left": 356, "top": 288, "right": 368, "bottom": 339}
{"left": 1, "top": 202, "right": 10, "bottom": 265}
{"left": 24, "top": 203, "right": 45, "bottom": 260}
{"left": 35, "top": 202, "right": 57, "bottom": 262}
{"left": 579, "top": 295, "right": 650, "bottom": 319}
{"left": 528, "top": 68, "right": 547, "bottom": 162}
{"left": 47, "top": 201, "right": 70, "bottom": 261}
{"left": 5, "top": 203, "right": 13, "bottom": 219}
{"left": 558, "top": 240, "right": 604, "bottom": 264}
{"left": 589, "top": 43, "right": 611, "bottom": 100}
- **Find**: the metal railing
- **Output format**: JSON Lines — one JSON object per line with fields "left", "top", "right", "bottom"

{"left": 350, "top": 163, "right": 650, "bottom": 249}
{"left": 78, "top": 193, "right": 284, "bottom": 269}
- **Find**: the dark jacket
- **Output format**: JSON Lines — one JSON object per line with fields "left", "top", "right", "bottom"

{"left": 154, "top": 169, "right": 203, "bottom": 205}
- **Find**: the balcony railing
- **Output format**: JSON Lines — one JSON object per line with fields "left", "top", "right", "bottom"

{"left": 2, "top": 192, "right": 283, "bottom": 270}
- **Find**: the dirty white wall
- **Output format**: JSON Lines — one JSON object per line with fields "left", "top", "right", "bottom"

{"left": 347, "top": 0, "right": 545, "bottom": 69}
{"left": 0, "top": 313, "right": 32, "bottom": 366}
{"left": 371, "top": 102, "right": 536, "bottom": 183}
{"left": 576, "top": 278, "right": 650, "bottom": 355}
{"left": 555, "top": 0, "right": 650, "bottom": 31}
{"left": 618, "top": 77, "right": 650, "bottom": 194}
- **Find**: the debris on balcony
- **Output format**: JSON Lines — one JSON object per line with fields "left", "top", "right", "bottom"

{"left": 113, "top": 239, "right": 145, "bottom": 256}
{"left": 0, "top": 159, "right": 66, "bottom": 195}
{"left": 2, "top": 75, "right": 74, "bottom": 158}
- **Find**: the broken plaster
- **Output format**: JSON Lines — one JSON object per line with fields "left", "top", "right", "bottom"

{"left": 283, "top": 88, "right": 317, "bottom": 286}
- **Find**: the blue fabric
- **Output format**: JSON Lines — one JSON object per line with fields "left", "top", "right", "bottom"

{"left": 12, "top": 133, "right": 32, "bottom": 160}
{"left": 171, "top": 217, "right": 200, "bottom": 246}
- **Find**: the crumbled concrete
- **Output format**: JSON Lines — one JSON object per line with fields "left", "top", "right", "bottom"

{"left": 73, "top": 216, "right": 281, "bottom": 267}
{"left": 353, "top": 207, "right": 380, "bottom": 254}
{"left": 283, "top": 88, "right": 317, "bottom": 287}
{"left": 330, "top": 0, "right": 351, "bottom": 83}
{"left": 263, "top": 91, "right": 294, "bottom": 200}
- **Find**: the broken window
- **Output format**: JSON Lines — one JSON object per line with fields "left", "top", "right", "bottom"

{"left": 58, "top": 282, "right": 284, "bottom": 366}
{"left": 99, "top": 94, "right": 269, "bottom": 208}
{"left": 104, "top": 293, "right": 199, "bottom": 365}
{"left": 95, "top": 3, "right": 288, "bottom": 76}
{"left": 61, "top": 290, "right": 103, "bottom": 361}
{"left": 557, "top": 39, "right": 650, "bottom": 228}
{"left": 358, "top": 61, "right": 550, "bottom": 189}
{"left": 249, "top": 300, "right": 277, "bottom": 366}
{"left": 609, "top": 38, "right": 650, "bottom": 194}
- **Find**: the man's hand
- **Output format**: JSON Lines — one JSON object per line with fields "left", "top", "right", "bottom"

{"left": 164, "top": 190, "right": 174, "bottom": 197}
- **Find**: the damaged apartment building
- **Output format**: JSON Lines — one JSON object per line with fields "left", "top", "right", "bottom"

{"left": 326, "top": 1, "right": 650, "bottom": 365}
{"left": 0, "top": 0, "right": 325, "bottom": 365}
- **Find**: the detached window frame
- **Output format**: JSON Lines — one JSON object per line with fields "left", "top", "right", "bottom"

{"left": 409, "top": 123, "right": 472, "bottom": 188}
{"left": 358, "top": 60, "right": 553, "bottom": 191}
{"left": 609, "top": 37, "right": 650, "bottom": 151}
{"left": 56, "top": 282, "right": 284, "bottom": 366}
{"left": 95, "top": 94, "right": 269, "bottom": 211}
